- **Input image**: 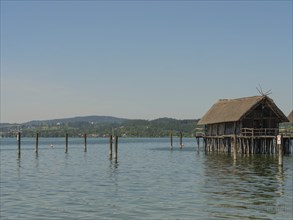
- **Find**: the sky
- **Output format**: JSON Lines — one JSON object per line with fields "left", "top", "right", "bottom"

{"left": 1, "top": 1, "right": 292, "bottom": 123}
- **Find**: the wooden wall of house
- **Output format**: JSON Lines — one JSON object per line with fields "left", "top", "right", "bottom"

{"left": 205, "top": 124, "right": 214, "bottom": 136}
{"left": 224, "top": 122, "right": 240, "bottom": 135}
{"left": 205, "top": 125, "right": 211, "bottom": 136}
{"left": 224, "top": 122, "right": 233, "bottom": 135}
{"left": 205, "top": 122, "right": 240, "bottom": 136}
{"left": 218, "top": 123, "right": 225, "bottom": 135}
{"left": 242, "top": 103, "right": 280, "bottom": 129}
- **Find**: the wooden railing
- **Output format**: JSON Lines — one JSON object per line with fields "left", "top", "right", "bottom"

{"left": 241, "top": 128, "right": 278, "bottom": 136}
{"left": 195, "top": 132, "right": 205, "bottom": 137}
{"left": 279, "top": 128, "right": 293, "bottom": 137}
{"left": 241, "top": 128, "right": 293, "bottom": 137}
{"left": 195, "top": 127, "right": 205, "bottom": 137}
{"left": 196, "top": 127, "right": 293, "bottom": 138}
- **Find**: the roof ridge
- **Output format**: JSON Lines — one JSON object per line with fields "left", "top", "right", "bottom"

{"left": 218, "top": 95, "right": 264, "bottom": 102}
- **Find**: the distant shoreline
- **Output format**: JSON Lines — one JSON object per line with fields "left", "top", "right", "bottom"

{"left": 0, "top": 116, "right": 200, "bottom": 138}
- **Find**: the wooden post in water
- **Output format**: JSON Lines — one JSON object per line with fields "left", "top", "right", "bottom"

{"left": 196, "top": 137, "right": 200, "bottom": 151}
{"left": 288, "top": 139, "right": 292, "bottom": 154}
{"left": 17, "top": 132, "right": 21, "bottom": 157}
{"left": 114, "top": 136, "right": 118, "bottom": 161}
{"left": 35, "top": 132, "right": 39, "bottom": 154}
{"left": 170, "top": 132, "right": 173, "bottom": 149}
{"left": 84, "top": 133, "right": 87, "bottom": 152}
{"left": 251, "top": 129, "right": 254, "bottom": 154}
{"left": 233, "top": 135, "right": 237, "bottom": 161}
{"left": 277, "top": 134, "right": 283, "bottom": 166}
{"left": 65, "top": 133, "right": 68, "bottom": 153}
{"left": 180, "top": 131, "right": 183, "bottom": 149}
{"left": 109, "top": 135, "right": 113, "bottom": 159}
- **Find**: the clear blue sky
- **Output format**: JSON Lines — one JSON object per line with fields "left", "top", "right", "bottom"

{"left": 1, "top": 1, "right": 292, "bottom": 123}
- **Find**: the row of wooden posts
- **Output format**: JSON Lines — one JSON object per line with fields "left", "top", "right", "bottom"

{"left": 170, "top": 131, "right": 184, "bottom": 149}
{"left": 198, "top": 134, "right": 286, "bottom": 167}
{"left": 16, "top": 132, "right": 119, "bottom": 161}
{"left": 17, "top": 131, "right": 185, "bottom": 155}
{"left": 16, "top": 131, "right": 285, "bottom": 166}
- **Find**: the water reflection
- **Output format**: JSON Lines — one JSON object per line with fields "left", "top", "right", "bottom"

{"left": 107, "top": 159, "right": 120, "bottom": 195}
{"left": 16, "top": 157, "right": 21, "bottom": 167}
{"left": 16, "top": 157, "right": 22, "bottom": 180}
{"left": 109, "top": 159, "right": 119, "bottom": 170}
{"left": 202, "top": 153, "right": 286, "bottom": 218}
{"left": 16, "top": 157, "right": 21, "bottom": 169}
{"left": 276, "top": 166, "right": 284, "bottom": 196}
{"left": 34, "top": 152, "right": 39, "bottom": 169}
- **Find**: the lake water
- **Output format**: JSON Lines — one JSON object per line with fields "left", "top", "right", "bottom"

{"left": 1, "top": 138, "right": 292, "bottom": 220}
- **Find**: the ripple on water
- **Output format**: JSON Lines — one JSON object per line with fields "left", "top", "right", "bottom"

{"left": 1, "top": 138, "right": 292, "bottom": 220}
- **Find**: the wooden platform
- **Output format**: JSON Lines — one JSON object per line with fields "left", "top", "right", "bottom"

{"left": 196, "top": 128, "right": 293, "bottom": 154}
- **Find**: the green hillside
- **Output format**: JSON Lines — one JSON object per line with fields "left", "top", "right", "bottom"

{"left": 1, "top": 116, "right": 199, "bottom": 138}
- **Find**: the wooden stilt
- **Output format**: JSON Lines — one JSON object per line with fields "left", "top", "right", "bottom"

{"left": 233, "top": 135, "right": 237, "bottom": 160}
{"left": 277, "top": 135, "right": 283, "bottom": 166}
{"left": 179, "top": 132, "right": 183, "bottom": 149}
{"left": 84, "top": 133, "right": 87, "bottom": 152}
{"left": 114, "top": 136, "right": 118, "bottom": 161}
{"left": 109, "top": 135, "right": 113, "bottom": 159}
{"left": 170, "top": 133, "right": 173, "bottom": 149}
{"left": 17, "top": 132, "right": 21, "bottom": 157}
{"left": 35, "top": 132, "right": 39, "bottom": 154}
{"left": 65, "top": 133, "right": 68, "bottom": 153}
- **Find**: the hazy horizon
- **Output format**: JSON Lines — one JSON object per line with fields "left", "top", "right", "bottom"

{"left": 1, "top": 114, "right": 201, "bottom": 124}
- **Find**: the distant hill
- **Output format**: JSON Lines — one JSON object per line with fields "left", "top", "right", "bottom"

{"left": 0, "top": 116, "right": 199, "bottom": 138}
{"left": 23, "top": 116, "right": 128, "bottom": 126}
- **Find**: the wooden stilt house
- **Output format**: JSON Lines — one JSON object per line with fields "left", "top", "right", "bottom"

{"left": 198, "top": 96, "right": 291, "bottom": 154}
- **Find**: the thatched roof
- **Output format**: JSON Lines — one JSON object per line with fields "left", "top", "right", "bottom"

{"left": 198, "top": 96, "right": 288, "bottom": 125}
{"left": 288, "top": 110, "right": 293, "bottom": 122}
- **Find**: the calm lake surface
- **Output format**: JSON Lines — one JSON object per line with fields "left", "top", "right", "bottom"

{"left": 1, "top": 138, "right": 292, "bottom": 220}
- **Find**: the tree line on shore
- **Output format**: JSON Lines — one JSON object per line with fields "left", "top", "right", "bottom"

{"left": 1, "top": 117, "right": 200, "bottom": 138}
